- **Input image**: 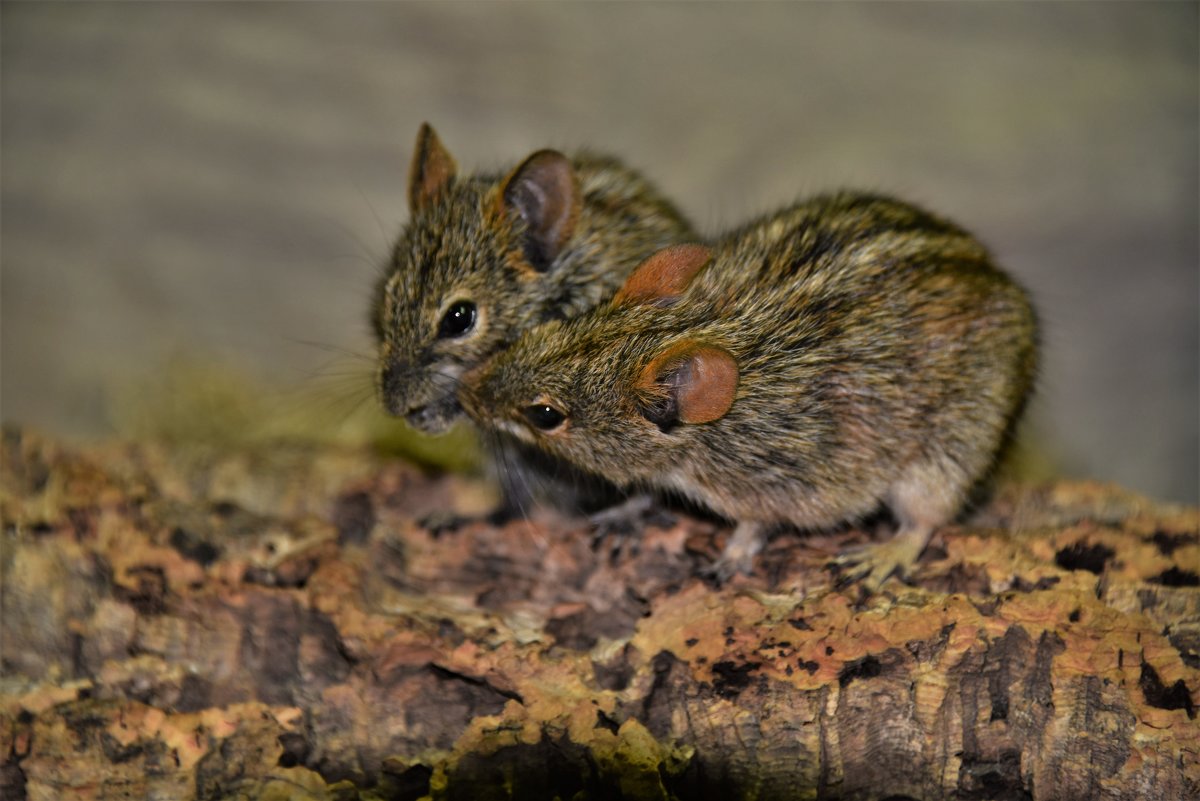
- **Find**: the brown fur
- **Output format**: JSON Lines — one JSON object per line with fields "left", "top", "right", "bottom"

{"left": 373, "top": 124, "right": 695, "bottom": 437}
{"left": 462, "top": 192, "right": 1039, "bottom": 581}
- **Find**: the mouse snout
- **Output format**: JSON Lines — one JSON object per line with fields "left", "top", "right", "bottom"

{"left": 378, "top": 357, "right": 415, "bottom": 417}
{"left": 404, "top": 404, "right": 437, "bottom": 428}
{"left": 379, "top": 352, "right": 465, "bottom": 432}
{"left": 404, "top": 397, "right": 462, "bottom": 433}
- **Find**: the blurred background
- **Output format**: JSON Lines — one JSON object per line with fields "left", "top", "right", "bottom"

{"left": 2, "top": 3, "right": 1197, "bottom": 503}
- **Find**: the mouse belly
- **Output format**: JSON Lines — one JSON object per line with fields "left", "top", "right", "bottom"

{"left": 662, "top": 466, "right": 887, "bottom": 531}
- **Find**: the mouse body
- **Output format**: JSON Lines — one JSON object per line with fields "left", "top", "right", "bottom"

{"left": 462, "top": 192, "right": 1038, "bottom": 583}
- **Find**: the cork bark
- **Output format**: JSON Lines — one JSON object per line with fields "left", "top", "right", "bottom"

{"left": 1, "top": 426, "right": 1197, "bottom": 800}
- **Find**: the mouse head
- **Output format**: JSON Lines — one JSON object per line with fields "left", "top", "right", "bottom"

{"left": 373, "top": 124, "right": 586, "bottom": 433}
{"left": 462, "top": 244, "right": 740, "bottom": 480}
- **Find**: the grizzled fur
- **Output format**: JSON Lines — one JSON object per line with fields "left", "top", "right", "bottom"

{"left": 373, "top": 125, "right": 694, "bottom": 436}
{"left": 462, "top": 192, "right": 1038, "bottom": 580}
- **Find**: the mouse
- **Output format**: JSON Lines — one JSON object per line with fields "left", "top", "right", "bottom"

{"left": 373, "top": 124, "right": 695, "bottom": 511}
{"left": 460, "top": 192, "right": 1038, "bottom": 586}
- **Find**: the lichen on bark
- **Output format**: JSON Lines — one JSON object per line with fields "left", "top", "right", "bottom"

{"left": 1, "top": 426, "right": 1196, "bottom": 800}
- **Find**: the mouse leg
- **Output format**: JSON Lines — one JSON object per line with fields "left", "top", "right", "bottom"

{"left": 705, "top": 521, "right": 766, "bottom": 582}
{"left": 588, "top": 493, "right": 655, "bottom": 530}
{"left": 587, "top": 493, "right": 661, "bottom": 558}
{"left": 835, "top": 466, "right": 961, "bottom": 590}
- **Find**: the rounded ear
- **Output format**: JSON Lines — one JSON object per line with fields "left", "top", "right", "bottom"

{"left": 501, "top": 150, "right": 580, "bottom": 272}
{"left": 615, "top": 244, "right": 712, "bottom": 307}
{"left": 409, "top": 123, "right": 458, "bottom": 212}
{"left": 638, "top": 341, "right": 738, "bottom": 428}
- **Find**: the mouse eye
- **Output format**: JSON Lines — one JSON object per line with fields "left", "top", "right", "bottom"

{"left": 522, "top": 403, "right": 566, "bottom": 431}
{"left": 437, "top": 301, "right": 477, "bottom": 339}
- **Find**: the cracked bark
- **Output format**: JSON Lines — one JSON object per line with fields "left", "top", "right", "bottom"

{"left": 1, "top": 427, "right": 1197, "bottom": 800}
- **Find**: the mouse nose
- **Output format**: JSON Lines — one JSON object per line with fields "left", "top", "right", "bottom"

{"left": 404, "top": 397, "right": 461, "bottom": 434}
{"left": 405, "top": 404, "right": 435, "bottom": 428}
{"left": 378, "top": 359, "right": 411, "bottom": 417}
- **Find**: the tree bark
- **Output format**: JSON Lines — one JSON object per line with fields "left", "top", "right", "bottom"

{"left": 1, "top": 426, "right": 1197, "bottom": 800}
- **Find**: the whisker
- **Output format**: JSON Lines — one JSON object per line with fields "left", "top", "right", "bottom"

{"left": 289, "top": 354, "right": 369, "bottom": 382}
{"left": 274, "top": 380, "right": 375, "bottom": 430}
{"left": 482, "top": 428, "right": 539, "bottom": 536}
{"left": 313, "top": 212, "right": 387, "bottom": 275}
{"left": 351, "top": 178, "right": 393, "bottom": 258}
{"left": 286, "top": 338, "right": 376, "bottom": 363}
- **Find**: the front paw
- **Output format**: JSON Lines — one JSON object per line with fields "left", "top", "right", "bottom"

{"left": 702, "top": 549, "right": 756, "bottom": 585}
{"left": 418, "top": 511, "right": 471, "bottom": 537}
{"left": 587, "top": 495, "right": 659, "bottom": 549}
{"left": 701, "top": 522, "right": 765, "bottom": 585}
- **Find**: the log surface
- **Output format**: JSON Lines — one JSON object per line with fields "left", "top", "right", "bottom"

{"left": 1, "top": 427, "right": 1197, "bottom": 800}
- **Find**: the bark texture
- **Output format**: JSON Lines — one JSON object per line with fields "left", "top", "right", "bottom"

{"left": 1, "top": 427, "right": 1197, "bottom": 800}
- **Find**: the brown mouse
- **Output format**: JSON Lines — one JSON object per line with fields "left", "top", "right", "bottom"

{"left": 372, "top": 124, "right": 695, "bottom": 510}
{"left": 461, "top": 192, "right": 1038, "bottom": 584}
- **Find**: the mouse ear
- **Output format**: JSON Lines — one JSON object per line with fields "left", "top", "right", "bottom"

{"left": 638, "top": 340, "right": 738, "bottom": 428}
{"left": 409, "top": 123, "right": 458, "bottom": 212}
{"left": 615, "top": 244, "right": 712, "bottom": 307}
{"left": 501, "top": 150, "right": 580, "bottom": 272}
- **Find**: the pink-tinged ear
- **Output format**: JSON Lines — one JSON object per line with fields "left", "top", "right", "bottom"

{"left": 408, "top": 123, "right": 458, "bottom": 211}
{"left": 638, "top": 340, "right": 738, "bottom": 427}
{"left": 501, "top": 150, "right": 580, "bottom": 272}
{"left": 615, "top": 244, "right": 712, "bottom": 307}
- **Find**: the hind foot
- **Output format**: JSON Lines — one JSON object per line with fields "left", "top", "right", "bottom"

{"left": 833, "top": 525, "right": 931, "bottom": 592}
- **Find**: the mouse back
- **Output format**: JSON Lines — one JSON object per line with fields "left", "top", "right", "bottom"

{"left": 463, "top": 192, "right": 1038, "bottom": 531}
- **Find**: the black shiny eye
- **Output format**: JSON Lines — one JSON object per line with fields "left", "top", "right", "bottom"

{"left": 522, "top": 404, "right": 566, "bottom": 431}
{"left": 437, "top": 301, "right": 476, "bottom": 339}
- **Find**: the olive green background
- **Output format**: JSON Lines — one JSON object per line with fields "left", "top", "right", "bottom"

{"left": 3, "top": 3, "right": 1197, "bottom": 502}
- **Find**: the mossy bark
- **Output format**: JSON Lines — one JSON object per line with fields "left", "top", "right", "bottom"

{"left": 1, "top": 427, "right": 1196, "bottom": 800}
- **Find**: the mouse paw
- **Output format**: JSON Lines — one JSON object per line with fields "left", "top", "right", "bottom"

{"left": 832, "top": 535, "right": 926, "bottom": 592}
{"left": 418, "top": 511, "right": 472, "bottom": 536}
{"left": 701, "top": 522, "right": 765, "bottom": 584}
{"left": 588, "top": 495, "right": 658, "bottom": 558}
{"left": 702, "top": 549, "right": 756, "bottom": 585}
{"left": 588, "top": 494, "right": 654, "bottom": 532}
